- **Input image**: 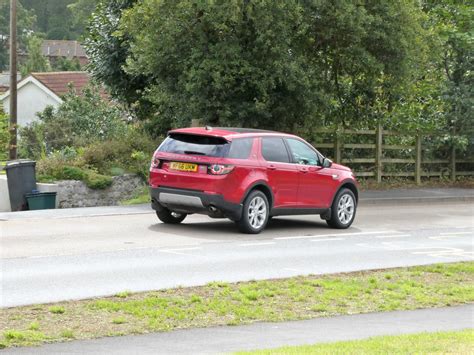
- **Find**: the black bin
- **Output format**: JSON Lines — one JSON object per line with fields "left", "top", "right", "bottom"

{"left": 5, "top": 160, "right": 37, "bottom": 211}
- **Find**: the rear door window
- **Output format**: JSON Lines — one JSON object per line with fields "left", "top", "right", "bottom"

{"left": 261, "top": 137, "right": 290, "bottom": 163}
{"left": 159, "top": 134, "right": 230, "bottom": 157}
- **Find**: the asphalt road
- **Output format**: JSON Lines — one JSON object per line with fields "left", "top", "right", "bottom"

{"left": 5, "top": 305, "right": 473, "bottom": 354}
{"left": 1, "top": 201, "right": 473, "bottom": 307}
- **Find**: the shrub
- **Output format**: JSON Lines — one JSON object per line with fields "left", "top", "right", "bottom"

{"left": 60, "top": 166, "right": 87, "bottom": 181}
{"left": 0, "top": 109, "right": 9, "bottom": 160}
{"left": 84, "top": 172, "right": 113, "bottom": 190}
{"left": 18, "top": 122, "right": 45, "bottom": 160}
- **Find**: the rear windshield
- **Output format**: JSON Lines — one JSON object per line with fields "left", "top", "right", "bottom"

{"left": 158, "top": 134, "right": 254, "bottom": 159}
{"left": 158, "top": 134, "right": 230, "bottom": 157}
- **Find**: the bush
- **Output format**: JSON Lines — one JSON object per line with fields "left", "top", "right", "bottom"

{"left": 84, "top": 172, "right": 113, "bottom": 190}
{"left": 18, "top": 122, "right": 45, "bottom": 160}
{"left": 81, "top": 127, "right": 159, "bottom": 179}
{"left": 0, "top": 109, "right": 9, "bottom": 160}
{"left": 59, "top": 166, "right": 87, "bottom": 180}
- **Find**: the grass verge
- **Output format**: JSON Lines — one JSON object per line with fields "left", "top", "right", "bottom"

{"left": 236, "top": 329, "right": 474, "bottom": 354}
{"left": 0, "top": 262, "right": 473, "bottom": 348}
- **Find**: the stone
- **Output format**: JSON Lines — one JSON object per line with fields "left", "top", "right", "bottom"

{"left": 55, "top": 174, "right": 145, "bottom": 208}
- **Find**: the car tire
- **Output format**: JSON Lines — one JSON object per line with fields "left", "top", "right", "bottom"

{"left": 156, "top": 209, "right": 187, "bottom": 224}
{"left": 236, "top": 190, "right": 269, "bottom": 234}
{"left": 326, "top": 188, "right": 356, "bottom": 229}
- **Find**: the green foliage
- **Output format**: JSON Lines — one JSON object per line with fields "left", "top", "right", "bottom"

{"left": 36, "top": 157, "right": 113, "bottom": 190}
{"left": 80, "top": 128, "right": 158, "bottom": 179}
{"left": 423, "top": 1, "right": 473, "bottom": 153}
{"left": 19, "top": 85, "right": 130, "bottom": 162}
{"left": 51, "top": 57, "right": 82, "bottom": 72}
{"left": 20, "top": 35, "right": 51, "bottom": 76}
{"left": 84, "top": 0, "right": 149, "bottom": 113}
{"left": 0, "top": 0, "right": 37, "bottom": 71}
{"left": 0, "top": 108, "right": 8, "bottom": 161}
{"left": 84, "top": 171, "right": 112, "bottom": 190}
{"left": 67, "top": 0, "right": 98, "bottom": 39}
{"left": 121, "top": 0, "right": 313, "bottom": 133}
{"left": 18, "top": 122, "right": 45, "bottom": 160}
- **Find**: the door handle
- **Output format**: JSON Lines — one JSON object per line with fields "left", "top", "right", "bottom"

{"left": 300, "top": 168, "right": 308, "bottom": 173}
{"left": 267, "top": 165, "right": 277, "bottom": 170}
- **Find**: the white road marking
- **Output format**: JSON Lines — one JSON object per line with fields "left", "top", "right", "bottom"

{"left": 439, "top": 232, "right": 473, "bottom": 236}
{"left": 375, "top": 234, "right": 411, "bottom": 239}
{"left": 239, "top": 242, "right": 275, "bottom": 247}
{"left": 411, "top": 247, "right": 474, "bottom": 259}
{"left": 274, "top": 230, "right": 394, "bottom": 240}
{"left": 310, "top": 238, "right": 345, "bottom": 242}
{"left": 159, "top": 247, "right": 202, "bottom": 256}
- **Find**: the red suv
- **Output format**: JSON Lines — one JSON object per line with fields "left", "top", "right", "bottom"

{"left": 149, "top": 127, "right": 358, "bottom": 234}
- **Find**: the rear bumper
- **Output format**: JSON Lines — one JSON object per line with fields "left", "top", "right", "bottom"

{"left": 150, "top": 186, "right": 242, "bottom": 221}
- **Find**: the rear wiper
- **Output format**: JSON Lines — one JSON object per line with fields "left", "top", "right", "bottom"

{"left": 183, "top": 150, "right": 206, "bottom": 155}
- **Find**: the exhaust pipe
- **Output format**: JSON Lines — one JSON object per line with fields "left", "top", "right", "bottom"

{"left": 209, "top": 205, "right": 218, "bottom": 213}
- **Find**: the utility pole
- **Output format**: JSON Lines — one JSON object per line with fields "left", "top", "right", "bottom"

{"left": 9, "top": 0, "right": 17, "bottom": 160}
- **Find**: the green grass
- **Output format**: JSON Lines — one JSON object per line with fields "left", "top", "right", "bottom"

{"left": 0, "top": 262, "right": 473, "bottom": 348}
{"left": 237, "top": 329, "right": 474, "bottom": 354}
{"left": 119, "top": 186, "right": 149, "bottom": 205}
{"left": 48, "top": 306, "right": 65, "bottom": 314}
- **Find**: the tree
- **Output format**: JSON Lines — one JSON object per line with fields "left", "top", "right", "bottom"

{"left": 303, "top": 0, "right": 429, "bottom": 129}
{"left": 51, "top": 57, "right": 82, "bottom": 71}
{"left": 20, "top": 35, "right": 50, "bottom": 75}
{"left": 67, "top": 0, "right": 97, "bottom": 39}
{"left": 423, "top": 0, "right": 473, "bottom": 153}
{"left": 20, "top": 0, "right": 76, "bottom": 39}
{"left": 96, "top": 0, "right": 315, "bottom": 135}
{"left": 84, "top": 0, "right": 149, "bottom": 118}
{"left": 0, "top": 0, "right": 36, "bottom": 71}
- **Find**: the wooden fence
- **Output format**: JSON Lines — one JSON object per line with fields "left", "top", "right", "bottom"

{"left": 307, "top": 124, "right": 474, "bottom": 184}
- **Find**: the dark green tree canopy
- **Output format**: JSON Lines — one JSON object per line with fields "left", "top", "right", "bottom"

{"left": 84, "top": 0, "right": 471, "bottom": 144}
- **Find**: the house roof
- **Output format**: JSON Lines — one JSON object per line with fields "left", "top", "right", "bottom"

{"left": 30, "top": 71, "right": 90, "bottom": 97}
{"left": 0, "top": 71, "right": 98, "bottom": 104}
{"left": 41, "top": 40, "right": 87, "bottom": 59}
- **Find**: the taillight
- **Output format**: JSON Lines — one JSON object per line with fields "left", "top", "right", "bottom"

{"left": 151, "top": 156, "right": 160, "bottom": 169}
{"left": 208, "top": 164, "right": 234, "bottom": 175}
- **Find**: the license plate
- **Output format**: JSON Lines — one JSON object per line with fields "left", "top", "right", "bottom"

{"left": 169, "top": 162, "right": 198, "bottom": 172}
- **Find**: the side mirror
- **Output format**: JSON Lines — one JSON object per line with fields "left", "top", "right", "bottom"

{"left": 322, "top": 158, "right": 332, "bottom": 168}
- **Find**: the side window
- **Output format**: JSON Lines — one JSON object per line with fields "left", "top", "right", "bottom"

{"left": 261, "top": 137, "right": 290, "bottom": 163}
{"left": 286, "top": 139, "right": 320, "bottom": 166}
{"left": 228, "top": 138, "right": 254, "bottom": 159}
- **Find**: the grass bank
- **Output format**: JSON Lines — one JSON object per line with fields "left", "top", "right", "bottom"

{"left": 237, "top": 329, "right": 474, "bottom": 354}
{"left": 1, "top": 262, "right": 473, "bottom": 348}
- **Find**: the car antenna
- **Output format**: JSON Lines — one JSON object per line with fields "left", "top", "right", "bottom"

{"left": 205, "top": 126, "right": 213, "bottom": 131}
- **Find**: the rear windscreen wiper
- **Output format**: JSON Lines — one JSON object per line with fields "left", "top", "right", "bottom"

{"left": 183, "top": 150, "right": 206, "bottom": 155}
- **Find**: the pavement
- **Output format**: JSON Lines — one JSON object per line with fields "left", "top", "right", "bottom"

{"left": 359, "top": 187, "right": 474, "bottom": 204}
{"left": 4, "top": 305, "right": 473, "bottom": 354}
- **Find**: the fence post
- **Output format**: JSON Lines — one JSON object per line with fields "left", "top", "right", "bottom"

{"left": 375, "top": 123, "right": 383, "bottom": 183}
{"left": 415, "top": 134, "right": 422, "bottom": 185}
{"left": 450, "top": 145, "right": 456, "bottom": 182}
{"left": 334, "top": 125, "right": 342, "bottom": 163}
{"left": 191, "top": 119, "right": 201, "bottom": 127}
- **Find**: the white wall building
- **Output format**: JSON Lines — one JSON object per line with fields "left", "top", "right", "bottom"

{"left": 0, "top": 71, "right": 90, "bottom": 127}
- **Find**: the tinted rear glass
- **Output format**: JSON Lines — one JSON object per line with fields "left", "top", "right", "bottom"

{"left": 228, "top": 138, "right": 254, "bottom": 159}
{"left": 159, "top": 134, "right": 230, "bottom": 157}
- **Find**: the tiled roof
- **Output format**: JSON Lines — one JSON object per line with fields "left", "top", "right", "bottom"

{"left": 31, "top": 71, "right": 91, "bottom": 97}
{"left": 41, "top": 40, "right": 87, "bottom": 58}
